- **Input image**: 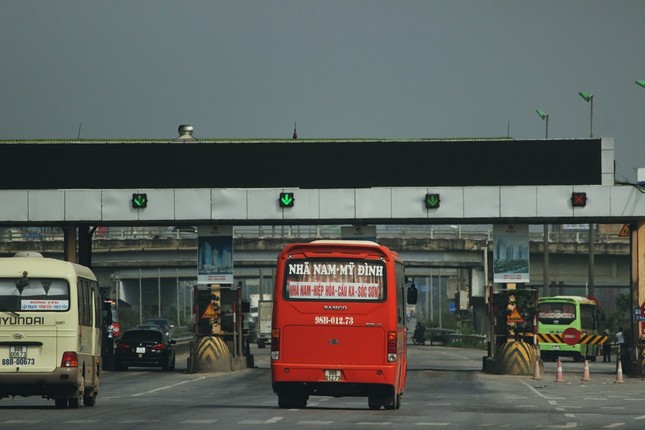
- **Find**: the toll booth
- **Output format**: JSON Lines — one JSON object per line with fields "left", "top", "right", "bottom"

{"left": 190, "top": 283, "right": 248, "bottom": 372}
{"left": 485, "top": 288, "right": 538, "bottom": 375}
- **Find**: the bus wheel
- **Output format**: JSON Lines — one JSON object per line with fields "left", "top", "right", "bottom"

{"left": 54, "top": 398, "right": 68, "bottom": 409}
{"left": 368, "top": 395, "right": 381, "bottom": 410}
{"left": 83, "top": 392, "right": 97, "bottom": 407}
{"left": 68, "top": 395, "right": 80, "bottom": 409}
{"left": 278, "top": 394, "right": 307, "bottom": 409}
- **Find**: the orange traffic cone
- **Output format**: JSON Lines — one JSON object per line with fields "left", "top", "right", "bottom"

{"left": 555, "top": 357, "right": 565, "bottom": 382}
{"left": 581, "top": 359, "right": 591, "bottom": 381}
{"left": 615, "top": 359, "right": 624, "bottom": 384}
{"left": 532, "top": 359, "right": 542, "bottom": 380}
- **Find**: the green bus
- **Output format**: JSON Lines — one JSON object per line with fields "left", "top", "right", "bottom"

{"left": 537, "top": 296, "right": 600, "bottom": 362}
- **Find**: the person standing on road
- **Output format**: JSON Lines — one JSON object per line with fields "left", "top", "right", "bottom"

{"left": 615, "top": 327, "right": 625, "bottom": 370}
{"left": 602, "top": 329, "right": 611, "bottom": 362}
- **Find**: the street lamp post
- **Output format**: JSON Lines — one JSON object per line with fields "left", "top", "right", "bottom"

{"left": 536, "top": 109, "right": 549, "bottom": 138}
{"left": 537, "top": 108, "right": 550, "bottom": 294}
{"left": 579, "top": 91, "right": 594, "bottom": 138}
{"left": 578, "top": 91, "right": 595, "bottom": 297}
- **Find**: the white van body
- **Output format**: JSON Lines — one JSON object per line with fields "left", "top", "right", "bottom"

{"left": 0, "top": 253, "right": 101, "bottom": 408}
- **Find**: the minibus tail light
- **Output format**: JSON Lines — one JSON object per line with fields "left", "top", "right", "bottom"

{"left": 387, "top": 331, "right": 397, "bottom": 362}
{"left": 61, "top": 351, "right": 78, "bottom": 368}
{"left": 271, "top": 328, "right": 280, "bottom": 360}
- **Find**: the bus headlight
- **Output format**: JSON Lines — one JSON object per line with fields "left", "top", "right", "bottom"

{"left": 271, "top": 351, "right": 280, "bottom": 360}
{"left": 387, "top": 353, "right": 397, "bottom": 362}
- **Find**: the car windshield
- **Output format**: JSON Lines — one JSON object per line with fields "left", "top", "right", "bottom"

{"left": 121, "top": 330, "right": 163, "bottom": 342}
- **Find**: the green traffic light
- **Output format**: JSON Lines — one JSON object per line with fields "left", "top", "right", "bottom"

{"left": 279, "top": 192, "right": 295, "bottom": 208}
{"left": 425, "top": 193, "right": 440, "bottom": 209}
{"left": 132, "top": 193, "right": 148, "bottom": 208}
{"left": 536, "top": 109, "right": 548, "bottom": 120}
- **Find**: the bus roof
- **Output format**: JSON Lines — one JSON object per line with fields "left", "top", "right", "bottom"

{"left": 538, "top": 295, "right": 597, "bottom": 305}
{"left": 0, "top": 255, "right": 97, "bottom": 281}
{"left": 281, "top": 240, "right": 401, "bottom": 261}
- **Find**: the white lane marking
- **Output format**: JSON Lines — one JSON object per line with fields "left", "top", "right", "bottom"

{"left": 266, "top": 417, "right": 284, "bottom": 423}
{"left": 603, "top": 424, "right": 625, "bottom": 428}
{"left": 415, "top": 423, "right": 450, "bottom": 426}
{"left": 357, "top": 423, "right": 391, "bottom": 426}
{"left": 131, "top": 376, "right": 206, "bottom": 397}
{"left": 298, "top": 421, "right": 333, "bottom": 425}
{"left": 182, "top": 420, "right": 218, "bottom": 424}
{"left": 537, "top": 423, "right": 577, "bottom": 429}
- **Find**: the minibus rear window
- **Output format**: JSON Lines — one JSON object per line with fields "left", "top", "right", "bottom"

{"left": 0, "top": 278, "right": 70, "bottom": 311}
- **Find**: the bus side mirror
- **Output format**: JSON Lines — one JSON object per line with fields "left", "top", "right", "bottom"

{"left": 407, "top": 283, "right": 418, "bottom": 305}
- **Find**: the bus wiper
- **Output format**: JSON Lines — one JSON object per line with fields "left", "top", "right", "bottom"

{"left": 0, "top": 309, "right": 20, "bottom": 317}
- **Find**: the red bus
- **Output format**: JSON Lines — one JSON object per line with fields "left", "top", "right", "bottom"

{"left": 270, "top": 240, "right": 417, "bottom": 410}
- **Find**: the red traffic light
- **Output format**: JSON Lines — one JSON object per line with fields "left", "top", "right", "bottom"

{"left": 571, "top": 192, "right": 587, "bottom": 207}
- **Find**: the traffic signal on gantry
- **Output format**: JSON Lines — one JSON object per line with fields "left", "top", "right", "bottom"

{"left": 131, "top": 193, "right": 148, "bottom": 208}
{"left": 571, "top": 192, "right": 587, "bottom": 207}
{"left": 279, "top": 192, "right": 295, "bottom": 208}
{"left": 424, "top": 193, "right": 440, "bottom": 209}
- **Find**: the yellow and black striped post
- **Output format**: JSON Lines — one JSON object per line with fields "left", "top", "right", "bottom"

{"left": 191, "top": 335, "right": 231, "bottom": 372}
{"left": 496, "top": 339, "right": 538, "bottom": 375}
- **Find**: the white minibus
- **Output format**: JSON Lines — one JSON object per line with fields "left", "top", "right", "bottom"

{"left": 0, "top": 252, "right": 102, "bottom": 408}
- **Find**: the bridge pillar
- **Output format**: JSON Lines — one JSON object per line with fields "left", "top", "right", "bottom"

{"left": 62, "top": 224, "right": 94, "bottom": 267}
{"left": 63, "top": 225, "right": 77, "bottom": 263}
{"left": 631, "top": 222, "right": 645, "bottom": 375}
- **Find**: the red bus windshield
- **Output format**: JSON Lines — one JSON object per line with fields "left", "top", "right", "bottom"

{"left": 284, "top": 259, "right": 386, "bottom": 301}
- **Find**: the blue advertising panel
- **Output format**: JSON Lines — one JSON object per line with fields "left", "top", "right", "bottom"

{"left": 493, "top": 224, "right": 530, "bottom": 283}
{"left": 197, "top": 225, "right": 233, "bottom": 284}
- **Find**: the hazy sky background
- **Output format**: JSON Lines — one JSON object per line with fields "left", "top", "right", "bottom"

{"left": 2, "top": 1, "right": 645, "bottom": 181}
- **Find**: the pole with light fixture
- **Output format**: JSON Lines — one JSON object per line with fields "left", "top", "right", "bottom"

{"left": 536, "top": 109, "right": 549, "bottom": 139}
{"left": 536, "top": 109, "right": 550, "bottom": 294}
{"left": 578, "top": 91, "right": 594, "bottom": 138}
{"left": 578, "top": 91, "right": 595, "bottom": 297}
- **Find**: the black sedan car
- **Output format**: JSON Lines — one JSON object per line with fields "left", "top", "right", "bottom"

{"left": 114, "top": 329, "right": 176, "bottom": 371}
{"left": 144, "top": 317, "right": 174, "bottom": 338}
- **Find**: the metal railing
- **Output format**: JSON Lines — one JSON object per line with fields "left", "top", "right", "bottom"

{"left": 0, "top": 225, "right": 630, "bottom": 244}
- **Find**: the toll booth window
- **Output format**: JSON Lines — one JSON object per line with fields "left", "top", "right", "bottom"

{"left": 284, "top": 259, "right": 386, "bottom": 301}
{"left": 538, "top": 303, "right": 575, "bottom": 325}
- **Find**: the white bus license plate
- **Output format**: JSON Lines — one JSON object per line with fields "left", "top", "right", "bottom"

{"left": 324, "top": 370, "right": 341, "bottom": 382}
{"left": 9, "top": 346, "right": 27, "bottom": 359}
{"left": 136, "top": 347, "right": 146, "bottom": 354}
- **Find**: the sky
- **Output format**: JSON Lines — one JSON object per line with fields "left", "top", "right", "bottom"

{"left": 2, "top": 1, "right": 645, "bottom": 182}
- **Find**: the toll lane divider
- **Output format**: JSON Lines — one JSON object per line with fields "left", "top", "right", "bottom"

{"left": 191, "top": 335, "right": 232, "bottom": 372}
{"left": 497, "top": 340, "right": 537, "bottom": 376}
